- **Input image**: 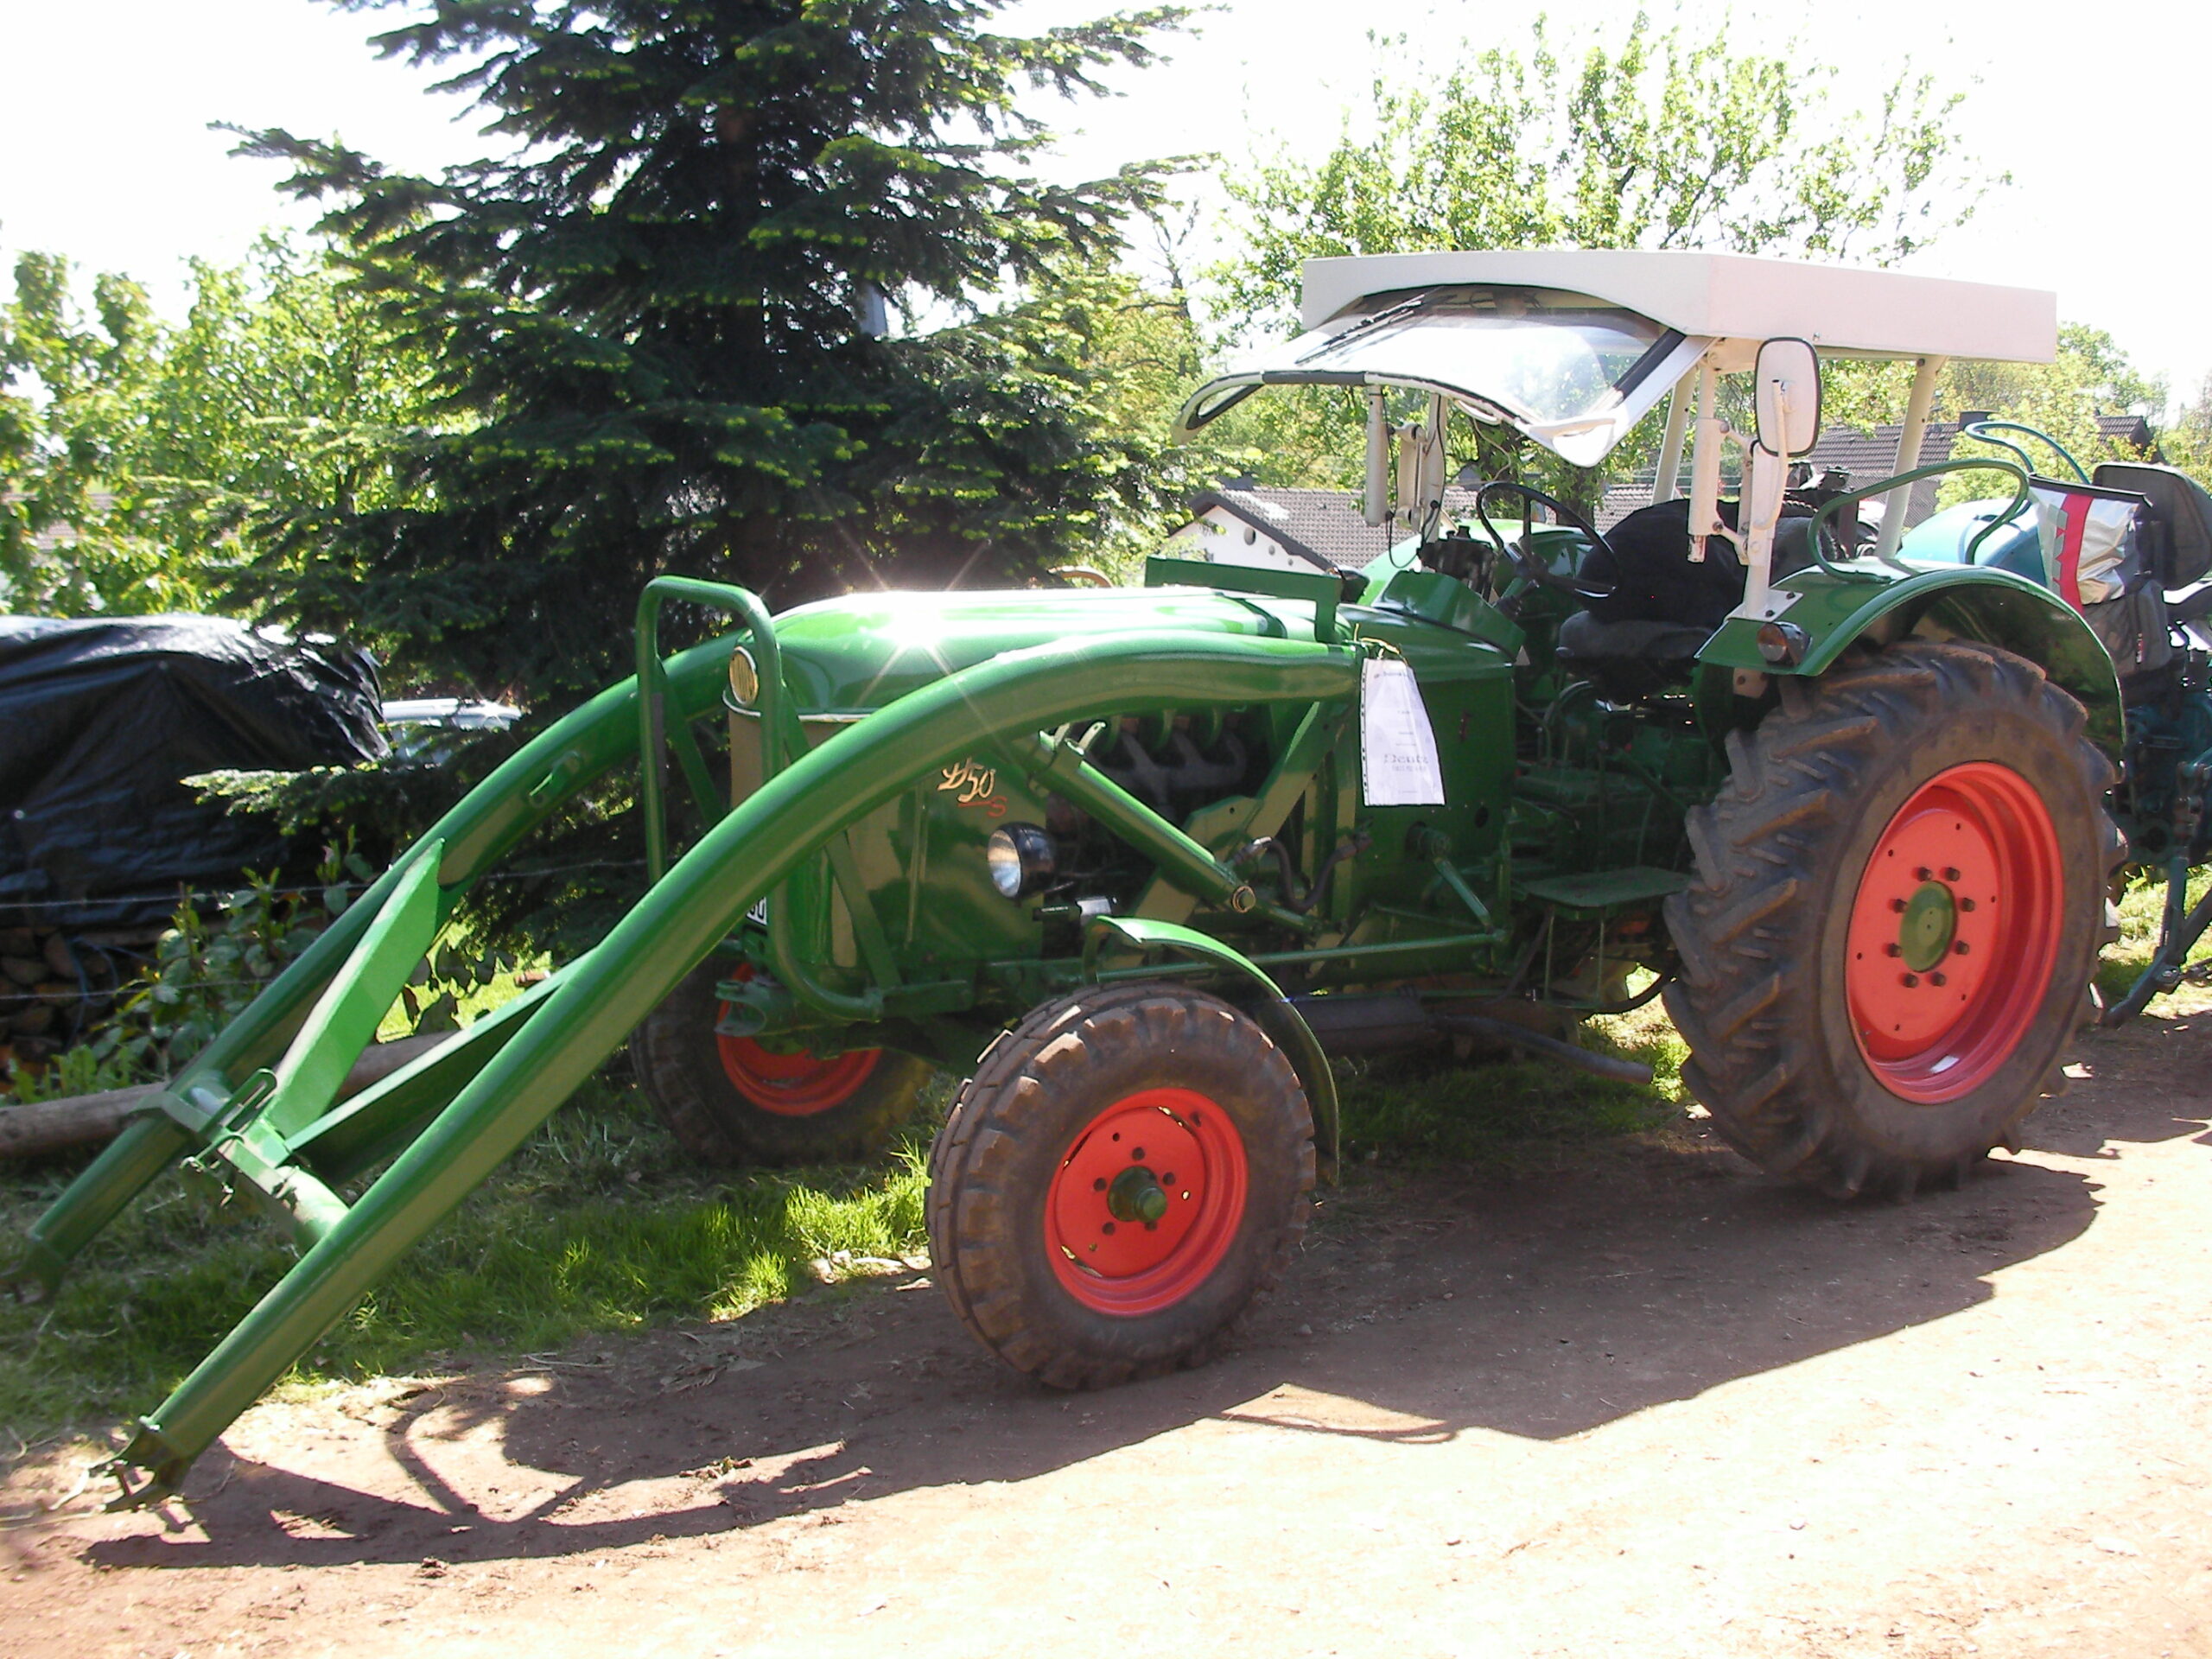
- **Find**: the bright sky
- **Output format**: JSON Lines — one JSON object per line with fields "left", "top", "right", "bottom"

{"left": 4, "top": 0, "right": 2209, "bottom": 407}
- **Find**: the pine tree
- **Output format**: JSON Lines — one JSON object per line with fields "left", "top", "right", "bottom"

{"left": 239, "top": 0, "right": 1185, "bottom": 703}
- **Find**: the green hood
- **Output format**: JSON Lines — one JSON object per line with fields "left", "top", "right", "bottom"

{"left": 770, "top": 585, "right": 1315, "bottom": 713}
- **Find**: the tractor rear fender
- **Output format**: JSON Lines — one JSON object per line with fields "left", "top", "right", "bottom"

{"left": 1699, "top": 565, "right": 2124, "bottom": 756}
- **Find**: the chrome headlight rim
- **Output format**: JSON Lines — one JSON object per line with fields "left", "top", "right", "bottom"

{"left": 987, "top": 823, "right": 1057, "bottom": 899}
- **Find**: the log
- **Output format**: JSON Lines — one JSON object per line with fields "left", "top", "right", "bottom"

{"left": 0, "top": 1031, "right": 459, "bottom": 1160}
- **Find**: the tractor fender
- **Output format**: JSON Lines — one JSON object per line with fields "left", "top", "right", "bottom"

{"left": 1081, "top": 915, "right": 1339, "bottom": 1169}
{"left": 1700, "top": 566, "right": 2124, "bottom": 756}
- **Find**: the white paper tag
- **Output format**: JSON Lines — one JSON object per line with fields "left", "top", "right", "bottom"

{"left": 1360, "top": 658, "right": 1446, "bottom": 806}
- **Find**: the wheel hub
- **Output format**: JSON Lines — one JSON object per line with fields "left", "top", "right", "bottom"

{"left": 1897, "top": 880, "right": 1958, "bottom": 973}
{"left": 1107, "top": 1165, "right": 1171, "bottom": 1225}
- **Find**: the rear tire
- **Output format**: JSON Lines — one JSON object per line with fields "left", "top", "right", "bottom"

{"left": 929, "top": 984, "right": 1314, "bottom": 1389}
{"left": 634, "top": 957, "right": 933, "bottom": 1166}
{"left": 1663, "top": 641, "right": 2121, "bottom": 1198}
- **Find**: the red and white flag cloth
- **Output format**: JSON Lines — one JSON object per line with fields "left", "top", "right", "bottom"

{"left": 2028, "top": 478, "right": 2145, "bottom": 611}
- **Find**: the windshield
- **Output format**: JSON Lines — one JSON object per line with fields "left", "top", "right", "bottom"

{"left": 1177, "top": 283, "right": 1699, "bottom": 467}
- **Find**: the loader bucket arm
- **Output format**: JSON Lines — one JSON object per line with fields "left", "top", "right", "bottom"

{"left": 12, "top": 598, "right": 1358, "bottom": 1508}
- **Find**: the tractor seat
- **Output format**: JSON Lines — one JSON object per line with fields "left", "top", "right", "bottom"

{"left": 1554, "top": 506, "right": 1823, "bottom": 698}
{"left": 1554, "top": 611, "right": 1713, "bottom": 700}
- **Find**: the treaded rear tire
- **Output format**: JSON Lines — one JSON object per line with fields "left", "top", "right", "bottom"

{"left": 1662, "top": 641, "right": 2121, "bottom": 1198}
{"left": 929, "top": 983, "right": 1314, "bottom": 1389}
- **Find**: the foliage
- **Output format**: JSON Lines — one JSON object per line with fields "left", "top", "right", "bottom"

{"left": 1912, "top": 323, "right": 2169, "bottom": 510}
{"left": 0, "top": 236, "right": 431, "bottom": 616}
{"left": 1201, "top": 10, "right": 1996, "bottom": 494}
{"left": 1214, "top": 12, "right": 1992, "bottom": 339}
{"left": 0, "top": 1045, "right": 137, "bottom": 1109}
{"left": 86, "top": 851, "right": 372, "bottom": 1080}
{"left": 232, "top": 0, "right": 1193, "bottom": 708}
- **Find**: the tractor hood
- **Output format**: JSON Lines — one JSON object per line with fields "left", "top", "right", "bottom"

{"left": 766, "top": 585, "right": 1316, "bottom": 714}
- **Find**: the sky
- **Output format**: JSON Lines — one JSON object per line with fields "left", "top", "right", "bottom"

{"left": 4, "top": 0, "right": 2209, "bottom": 409}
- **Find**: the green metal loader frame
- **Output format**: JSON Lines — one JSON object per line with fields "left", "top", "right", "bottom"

{"left": 10, "top": 577, "right": 1361, "bottom": 1507}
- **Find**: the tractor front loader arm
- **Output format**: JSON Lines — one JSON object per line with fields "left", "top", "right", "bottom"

{"left": 6, "top": 634, "right": 744, "bottom": 1309}
{"left": 15, "top": 605, "right": 1357, "bottom": 1508}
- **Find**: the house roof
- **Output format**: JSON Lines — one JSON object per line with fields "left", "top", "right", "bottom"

{"left": 1597, "top": 413, "right": 2160, "bottom": 531}
{"left": 1185, "top": 482, "right": 1503, "bottom": 569}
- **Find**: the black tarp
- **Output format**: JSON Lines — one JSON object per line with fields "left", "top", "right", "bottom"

{"left": 0, "top": 615, "right": 386, "bottom": 928}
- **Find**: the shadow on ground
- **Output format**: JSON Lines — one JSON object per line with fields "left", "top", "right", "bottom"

{"left": 66, "top": 1008, "right": 2208, "bottom": 1577}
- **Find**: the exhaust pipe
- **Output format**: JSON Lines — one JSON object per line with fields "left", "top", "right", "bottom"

{"left": 1286, "top": 994, "right": 1653, "bottom": 1085}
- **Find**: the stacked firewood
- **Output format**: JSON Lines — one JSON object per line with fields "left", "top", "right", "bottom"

{"left": 0, "top": 924, "right": 157, "bottom": 1066}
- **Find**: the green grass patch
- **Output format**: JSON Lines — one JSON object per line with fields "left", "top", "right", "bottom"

{"left": 2096, "top": 865, "right": 2212, "bottom": 1001}
{"left": 0, "top": 1079, "right": 933, "bottom": 1444}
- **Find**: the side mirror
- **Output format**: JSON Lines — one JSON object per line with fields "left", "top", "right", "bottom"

{"left": 1753, "top": 336, "right": 1821, "bottom": 458}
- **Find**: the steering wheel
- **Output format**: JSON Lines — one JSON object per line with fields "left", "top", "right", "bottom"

{"left": 1473, "top": 480, "right": 1618, "bottom": 601}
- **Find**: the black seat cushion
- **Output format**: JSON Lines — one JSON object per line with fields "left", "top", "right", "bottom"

{"left": 1555, "top": 610, "right": 1713, "bottom": 664}
{"left": 1580, "top": 499, "right": 1747, "bottom": 632}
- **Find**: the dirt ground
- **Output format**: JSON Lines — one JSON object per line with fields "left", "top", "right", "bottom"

{"left": 3, "top": 1002, "right": 2209, "bottom": 1659}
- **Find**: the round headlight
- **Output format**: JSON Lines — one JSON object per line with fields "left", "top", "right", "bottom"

{"left": 987, "top": 823, "right": 1057, "bottom": 899}
{"left": 727, "top": 645, "right": 760, "bottom": 706}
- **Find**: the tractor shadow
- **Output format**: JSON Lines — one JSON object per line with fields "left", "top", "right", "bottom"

{"left": 80, "top": 1009, "right": 2207, "bottom": 1574}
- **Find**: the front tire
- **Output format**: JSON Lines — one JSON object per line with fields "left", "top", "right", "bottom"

{"left": 929, "top": 984, "right": 1315, "bottom": 1389}
{"left": 634, "top": 957, "right": 933, "bottom": 1166}
{"left": 1663, "top": 641, "right": 2121, "bottom": 1198}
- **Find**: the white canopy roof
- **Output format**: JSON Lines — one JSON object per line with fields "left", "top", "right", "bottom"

{"left": 1300, "top": 249, "right": 2056, "bottom": 363}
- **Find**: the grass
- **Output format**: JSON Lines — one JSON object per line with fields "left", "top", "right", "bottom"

{"left": 1332, "top": 992, "right": 1687, "bottom": 1173}
{"left": 1, "top": 876, "right": 2193, "bottom": 1457}
{"left": 0, "top": 1077, "right": 936, "bottom": 1448}
{"left": 2095, "top": 864, "right": 2212, "bottom": 1002}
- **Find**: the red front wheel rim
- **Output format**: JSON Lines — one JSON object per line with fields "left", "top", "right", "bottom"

{"left": 1844, "top": 761, "right": 2066, "bottom": 1103}
{"left": 1046, "top": 1087, "right": 1249, "bottom": 1316}
{"left": 715, "top": 1001, "right": 883, "bottom": 1117}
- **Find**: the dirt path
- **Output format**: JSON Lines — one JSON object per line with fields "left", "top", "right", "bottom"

{"left": 5, "top": 1004, "right": 2210, "bottom": 1659}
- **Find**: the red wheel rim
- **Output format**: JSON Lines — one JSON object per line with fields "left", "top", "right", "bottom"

{"left": 1843, "top": 761, "right": 2065, "bottom": 1103}
{"left": 713, "top": 967, "right": 881, "bottom": 1117}
{"left": 1046, "top": 1087, "right": 1249, "bottom": 1317}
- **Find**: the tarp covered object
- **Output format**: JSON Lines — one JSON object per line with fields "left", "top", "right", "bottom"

{"left": 0, "top": 615, "right": 387, "bottom": 928}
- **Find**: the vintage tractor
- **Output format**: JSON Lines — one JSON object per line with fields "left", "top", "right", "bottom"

{"left": 13, "top": 249, "right": 2208, "bottom": 1507}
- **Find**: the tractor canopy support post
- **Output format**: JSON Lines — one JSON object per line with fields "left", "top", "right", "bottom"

{"left": 1876, "top": 356, "right": 1948, "bottom": 561}
{"left": 1651, "top": 367, "right": 1697, "bottom": 505}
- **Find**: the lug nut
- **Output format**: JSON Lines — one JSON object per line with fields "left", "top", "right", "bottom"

{"left": 1885, "top": 943, "right": 1902, "bottom": 957}
{"left": 1916, "top": 867, "right": 1932, "bottom": 881}
{"left": 1961, "top": 898, "right": 1977, "bottom": 912}
{"left": 1942, "top": 867, "right": 1961, "bottom": 881}
{"left": 1903, "top": 973, "right": 1920, "bottom": 988}
{"left": 1930, "top": 972, "right": 1948, "bottom": 987}
{"left": 1954, "top": 940, "right": 1969, "bottom": 956}
{"left": 1891, "top": 898, "right": 1908, "bottom": 912}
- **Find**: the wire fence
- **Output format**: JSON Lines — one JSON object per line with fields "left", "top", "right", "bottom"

{"left": 0, "top": 859, "right": 649, "bottom": 925}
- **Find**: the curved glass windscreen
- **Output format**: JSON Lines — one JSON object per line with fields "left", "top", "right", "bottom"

{"left": 1177, "top": 284, "right": 1701, "bottom": 467}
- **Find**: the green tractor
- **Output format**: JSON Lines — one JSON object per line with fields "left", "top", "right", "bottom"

{"left": 16, "top": 250, "right": 2209, "bottom": 1506}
